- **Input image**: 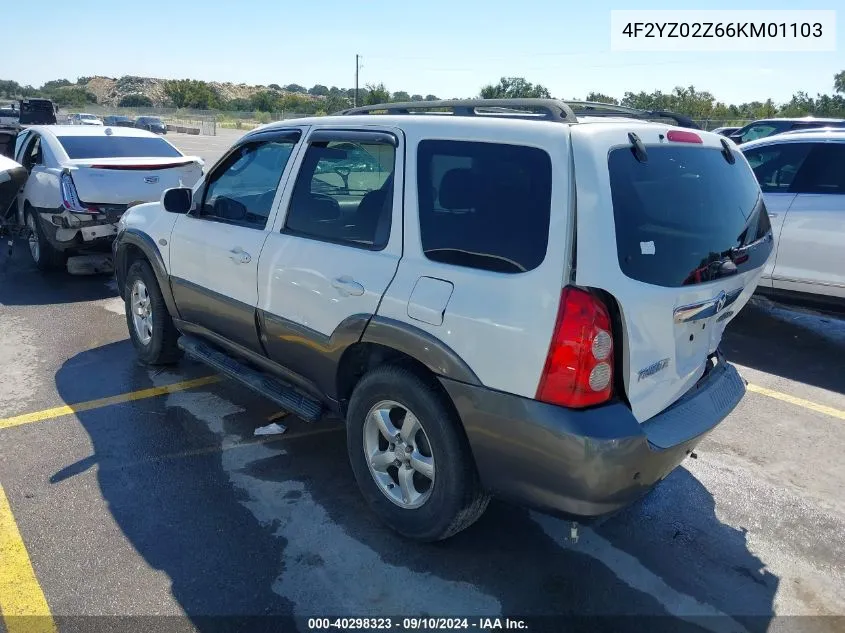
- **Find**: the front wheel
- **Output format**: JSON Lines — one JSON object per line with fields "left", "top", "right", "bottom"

{"left": 124, "top": 259, "right": 181, "bottom": 365}
{"left": 346, "top": 365, "right": 490, "bottom": 541}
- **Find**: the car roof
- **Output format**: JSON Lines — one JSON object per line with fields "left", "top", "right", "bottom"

{"left": 749, "top": 117, "right": 845, "bottom": 124}
{"left": 28, "top": 125, "right": 160, "bottom": 138}
{"left": 741, "top": 128, "right": 845, "bottom": 148}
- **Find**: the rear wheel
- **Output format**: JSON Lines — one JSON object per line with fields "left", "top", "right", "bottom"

{"left": 346, "top": 365, "right": 490, "bottom": 541}
{"left": 124, "top": 259, "right": 181, "bottom": 365}
{"left": 25, "top": 208, "right": 66, "bottom": 271}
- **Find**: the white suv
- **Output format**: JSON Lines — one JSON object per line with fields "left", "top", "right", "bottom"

{"left": 740, "top": 129, "right": 845, "bottom": 308}
{"left": 113, "top": 99, "right": 772, "bottom": 541}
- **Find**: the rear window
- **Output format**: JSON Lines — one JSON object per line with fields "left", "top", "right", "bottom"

{"left": 57, "top": 135, "right": 182, "bottom": 159}
{"left": 417, "top": 140, "right": 552, "bottom": 274}
{"left": 608, "top": 145, "right": 773, "bottom": 287}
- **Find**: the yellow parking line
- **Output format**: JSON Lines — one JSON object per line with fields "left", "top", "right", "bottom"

{"left": 0, "top": 376, "right": 221, "bottom": 431}
{"left": 747, "top": 383, "right": 845, "bottom": 420}
{"left": 0, "top": 483, "right": 56, "bottom": 633}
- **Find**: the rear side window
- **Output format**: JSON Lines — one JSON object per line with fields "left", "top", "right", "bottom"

{"left": 791, "top": 143, "right": 845, "bottom": 194}
{"left": 57, "top": 135, "right": 182, "bottom": 159}
{"left": 742, "top": 143, "right": 812, "bottom": 192}
{"left": 609, "top": 146, "right": 772, "bottom": 288}
{"left": 417, "top": 140, "right": 552, "bottom": 274}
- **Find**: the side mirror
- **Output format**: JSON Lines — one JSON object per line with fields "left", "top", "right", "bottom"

{"left": 162, "top": 187, "right": 192, "bottom": 214}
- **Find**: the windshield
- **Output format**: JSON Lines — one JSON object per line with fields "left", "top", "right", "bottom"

{"left": 608, "top": 145, "right": 772, "bottom": 287}
{"left": 57, "top": 135, "right": 183, "bottom": 159}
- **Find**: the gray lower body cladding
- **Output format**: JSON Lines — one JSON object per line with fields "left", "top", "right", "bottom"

{"left": 441, "top": 353, "right": 745, "bottom": 518}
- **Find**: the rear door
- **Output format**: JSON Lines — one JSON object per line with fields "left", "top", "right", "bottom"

{"left": 770, "top": 141, "right": 845, "bottom": 298}
{"left": 256, "top": 128, "right": 402, "bottom": 397}
{"left": 572, "top": 124, "right": 773, "bottom": 422}
{"left": 168, "top": 128, "right": 304, "bottom": 353}
{"left": 740, "top": 141, "right": 813, "bottom": 286}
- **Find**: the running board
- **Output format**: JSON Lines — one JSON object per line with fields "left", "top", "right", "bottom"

{"left": 177, "top": 335, "right": 323, "bottom": 422}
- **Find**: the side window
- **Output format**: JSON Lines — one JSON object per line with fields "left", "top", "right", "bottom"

{"left": 200, "top": 138, "right": 296, "bottom": 229}
{"left": 740, "top": 124, "right": 779, "bottom": 144}
{"left": 284, "top": 136, "right": 396, "bottom": 249}
{"left": 742, "top": 143, "right": 812, "bottom": 193}
{"left": 20, "top": 135, "right": 42, "bottom": 171}
{"left": 14, "top": 131, "right": 30, "bottom": 161}
{"left": 791, "top": 144, "right": 845, "bottom": 195}
{"left": 417, "top": 140, "right": 552, "bottom": 274}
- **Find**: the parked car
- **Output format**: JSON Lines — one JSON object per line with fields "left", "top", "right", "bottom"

{"left": 728, "top": 117, "right": 845, "bottom": 144}
{"left": 1, "top": 125, "right": 203, "bottom": 271}
{"left": 69, "top": 113, "right": 104, "bottom": 126}
{"left": 103, "top": 115, "right": 136, "bottom": 128}
{"left": 0, "top": 106, "right": 20, "bottom": 128}
{"left": 113, "top": 98, "right": 769, "bottom": 541}
{"left": 741, "top": 130, "right": 845, "bottom": 308}
{"left": 710, "top": 126, "right": 739, "bottom": 136}
{"left": 135, "top": 116, "right": 167, "bottom": 134}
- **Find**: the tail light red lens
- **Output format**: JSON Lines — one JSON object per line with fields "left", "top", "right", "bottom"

{"left": 666, "top": 130, "right": 703, "bottom": 144}
{"left": 536, "top": 287, "right": 614, "bottom": 408}
{"left": 59, "top": 171, "right": 97, "bottom": 213}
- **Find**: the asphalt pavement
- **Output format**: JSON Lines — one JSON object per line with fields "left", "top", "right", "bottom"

{"left": 0, "top": 131, "right": 843, "bottom": 633}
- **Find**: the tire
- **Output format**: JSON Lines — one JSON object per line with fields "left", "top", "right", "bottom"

{"left": 25, "top": 207, "right": 67, "bottom": 272}
{"left": 346, "top": 365, "right": 490, "bottom": 541}
{"left": 124, "top": 259, "right": 181, "bottom": 365}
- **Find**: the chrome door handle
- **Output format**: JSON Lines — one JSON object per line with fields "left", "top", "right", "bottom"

{"left": 332, "top": 276, "right": 364, "bottom": 296}
{"left": 228, "top": 247, "right": 252, "bottom": 264}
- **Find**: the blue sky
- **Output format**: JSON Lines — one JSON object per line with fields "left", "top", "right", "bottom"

{"left": 6, "top": 0, "right": 842, "bottom": 105}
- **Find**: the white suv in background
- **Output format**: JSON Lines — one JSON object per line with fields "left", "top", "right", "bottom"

{"left": 741, "top": 129, "right": 845, "bottom": 308}
{"left": 113, "top": 99, "right": 771, "bottom": 541}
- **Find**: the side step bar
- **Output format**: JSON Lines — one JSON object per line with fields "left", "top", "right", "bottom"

{"left": 177, "top": 335, "right": 323, "bottom": 422}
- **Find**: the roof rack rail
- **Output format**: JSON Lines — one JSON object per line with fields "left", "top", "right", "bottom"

{"left": 339, "top": 98, "right": 578, "bottom": 123}
{"left": 565, "top": 101, "right": 701, "bottom": 129}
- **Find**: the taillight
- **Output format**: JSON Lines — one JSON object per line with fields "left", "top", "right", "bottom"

{"left": 60, "top": 171, "right": 97, "bottom": 213}
{"left": 536, "top": 287, "right": 614, "bottom": 408}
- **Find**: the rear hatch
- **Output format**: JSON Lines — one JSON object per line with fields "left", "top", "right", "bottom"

{"left": 571, "top": 123, "right": 773, "bottom": 422}
{"left": 56, "top": 133, "right": 203, "bottom": 206}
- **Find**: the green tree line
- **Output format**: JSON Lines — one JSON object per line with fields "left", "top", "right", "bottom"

{"left": 3, "top": 71, "right": 844, "bottom": 119}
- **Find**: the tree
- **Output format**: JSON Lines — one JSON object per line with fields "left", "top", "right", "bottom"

{"left": 391, "top": 91, "right": 410, "bottom": 102}
{"left": 585, "top": 92, "right": 618, "bottom": 105}
{"left": 364, "top": 83, "right": 390, "bottom": 105}
{"left": 480, "top": 77, "right": 551, "bottom": 99}
{"left": 268, "top": 83, "right": 282, "bottom": 91}
{"left": 76, "top": 76, "right": 93, "bottom": 86}
{"left": 835, "top": 70, "right": 845, "bottom": 94}
{"left": 118, "top": 94, "right": 153, "bottom": 107}
{"left": 411, "top": 94, "right": 423, "bottom": 102}
{"left": 40, "top": 79, "right": 73, "bottom": 93}
{"left": 50, "top": 87, "right": 97, "bottom": 107}
{"left": 284, "top": 83, "right": 307, "bottom": 93}
{"left": 225, "top": 98, "right": 254, "bottom": 112}
{"left": 163, "top": 79, "right": 220, "bottom": 109}
{"left": 308, "top": 84, "right": 329, "bottom": 96}
{"left": 325, "top": 94, "right": 351, "bottom": 113}
{"left": 424, "top": 94, "right": 439, "bottom": 101}
{"left": 250, "top": 90, "right": 279, "bottom": 112}
{"left": 0, "top": 79, "right": 21, "bottom": 98}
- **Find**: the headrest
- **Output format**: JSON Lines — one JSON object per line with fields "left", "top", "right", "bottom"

{"left": 439, "top": 168, "right": 478, "bottom": 210}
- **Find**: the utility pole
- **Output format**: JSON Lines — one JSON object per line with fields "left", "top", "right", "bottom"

{"left": 354, "top": 54, "right": 360, "bottom": 107}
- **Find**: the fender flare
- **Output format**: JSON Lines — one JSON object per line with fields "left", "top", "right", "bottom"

{"left": 114, "top": 228, "right": 180, "bottom": 319}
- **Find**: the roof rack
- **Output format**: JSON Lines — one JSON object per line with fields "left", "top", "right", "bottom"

{"left": 565, "top": 101, "right": 701, "bottom": 129}
{"left": 339, "top": 99, "right": 579, "bottom": 123}
{"left": 338, "top": 98, "right": 701, "bottom": 130}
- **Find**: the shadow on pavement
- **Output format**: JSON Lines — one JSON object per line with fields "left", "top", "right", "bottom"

{"left": 54, "top": 341, "right": 778, "bottom": 633}
{"left": 0, "top": 240, "right": 116, "bottom": 306}
{"left": 723, "top": 298, "right": 845, "bottom": 395}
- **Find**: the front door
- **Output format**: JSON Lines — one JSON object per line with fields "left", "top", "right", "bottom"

{"left": 257, "top": 128, "right": 403, "bottom": 398}
{"left": 169, "top": 129, "right": 304, "bottom": 353}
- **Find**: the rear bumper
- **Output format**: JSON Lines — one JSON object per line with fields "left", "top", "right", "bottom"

{"left": 441, "top": 352, "right": 745, "bottom": 518}
{"left": 38, "top": 209, "right": 119, "bottom": 252}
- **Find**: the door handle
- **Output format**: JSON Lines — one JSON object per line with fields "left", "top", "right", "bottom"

{"left": 332, "top": 276, "right": 365, "bottom": 296}
{"left": 228, "top": 247, "right": 252, "bottom": 264}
